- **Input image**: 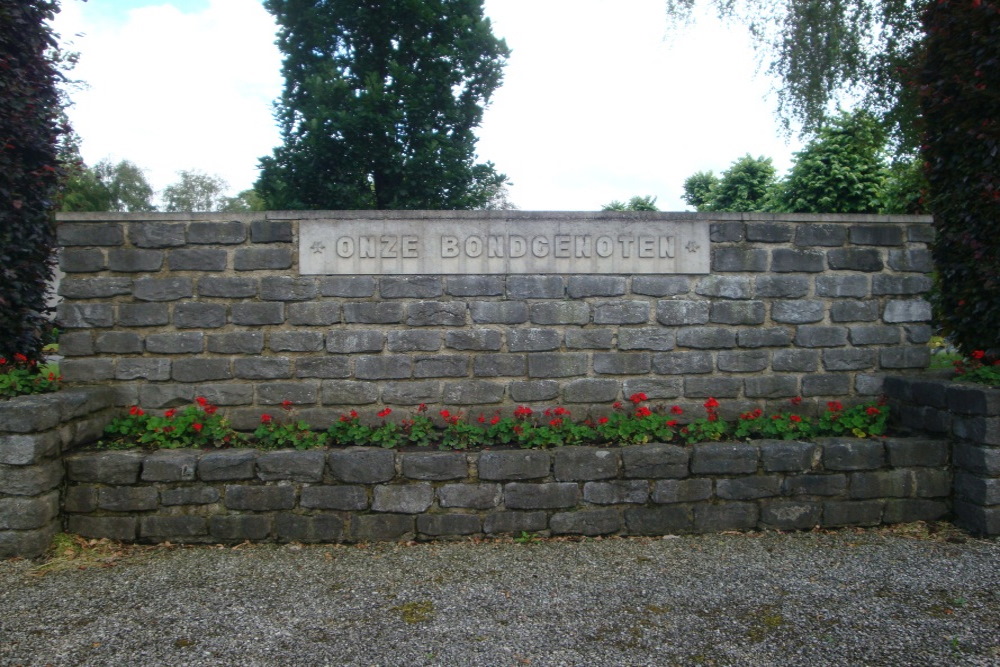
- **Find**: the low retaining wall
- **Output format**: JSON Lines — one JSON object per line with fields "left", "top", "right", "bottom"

{"left": 0, "top": 387, "right": 117, "bottom": 557}
{"left": 885, "top": 374, "right": 1000, "bottom": 535}
{"left": 61, "top": 438, "right": 951, "bottom": 544}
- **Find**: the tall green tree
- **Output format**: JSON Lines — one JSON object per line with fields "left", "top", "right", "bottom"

{"left": 60, "top": 157, "right": 156, "bottom": 212}
{"left": 777, "top": 110, "right": 888, "bottom": 213}
{"left": 602, "top": 195, "right": 659, "bottom": 211}
{"left": 667, "top": 1, "right": 925, "bottom": 150}
{"left": 257, "top": 0, "right": 510, "bottom": 210}
{"left": 707, "top": 155, "right": 778, "bottom": 212}
{"left": 1, "top": 0, "right": 64, "bottom": 361}
{"left": 162, "top": 170, "right": 229, "bottom": 212}
{"left": 682, "top": 171, "right": 719, "bottom": 211}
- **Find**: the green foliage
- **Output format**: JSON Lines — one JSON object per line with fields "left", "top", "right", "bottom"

{"left": 705, "top": 154, "right": 778, "bottom": 212}
{"left": 952, "top": 351, "right": 1000, "bottom": 388}
{"left": 921, "top": 0, "right": 1000, "bottom": 355}
{"left": 254, "top": 402, "right": 327, "bottom": 450}
{"left": 0, "top": 0, "right": 63, "bottom": 362}
{"left": 221, "top": 189, "right": 266, "bottom": 212}
{"left": 594, "top": 394, "right": 678, "bottom": 444}
{"left": 438, "top": 409, "right": 487, "bottom": 450}
{"left": 0, "top": 354, "right": 61, "bottom": 399}
{"left": 602, "top": 195, "right": 659, "bottom": 211}
{"left": 326, "top": 409, "right": 375, "bottom": 447}
{"left": 100, "top": 398, "right": 241, "bottom": 449}
{"left": 813, "top": 400, "right": 888, "bottom": 439}
{"left": 682, "top": 171, "right": 719, "bottom": 211}
{"left": 60, "top": 158, "right": 157, "bottom": 212}
{"left": 881, "top": 155, "right": 928, "bottom": 214}
{"left": 666, "top": 0, "right": 926, "bottom": 151}
{"left": 257, "top": 0, "right": 510, "bottom": 211}
{"left": 777, "top": 110, "right": 888, "bottom": 214}
{"left": 733, "top": 409, "right": 813, "bottom": 441}
{"left": 162, "top": 170, "right": 230, "bottom": 212}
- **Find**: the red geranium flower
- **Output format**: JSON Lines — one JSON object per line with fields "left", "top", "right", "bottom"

{"left": 490, "top": 415, "right": 501, "bottom": 425}
{"left": 549, "top": 418, "right": 563, "bottom": 428}
{"left": 866, "top": 407, "right": 881, "bottom": 416}
{"left": 666, "top": 420, "right": 678, "bottom": 427}
{"left": 129, "top": 405, "right": 144, "bottom": 416}
{"left": 629, "top": 392, "right": 648, "bottom": 404}
{"left": 598, "top": 416, "right": 609, "bottom": 424}
{"left": 196, "top": 396, "right": 208, "bottom": 407}
{"left": 281, "top": 399, "right": 293, "bottom": 410}
{"left": 972, "top": 350, "right": 986, "bottom": 360}
{"left": 670, "top": 405, "right": 683, "bottom": 415}
{"left": 635, "top": 406, "right": 652, "bottom": 418}
{"left": 204, "top": 404, "right": 218, "bottom": 415}
{"left": 513, "top": 406, "right": 533, "bottom": 418}
{"left": 261, "top": 414, "right": 272, "bottom": 424}
{"left": 377, "top": 408, "right": 392, "bottom": 418}
{"left": 613, "top": 402, "right": 623, "bottom": 410}
{"left": 790, "top": 396, "right": 802, "bottom": 406}
{"left": 703, "top": 397, "right": 719, "bottom": 409}
{"left": 14, "top": 353, "right": 27, "bottom": 363}
{"left": 164, "top": 409, "right": 176, "bottom": 418}
{"left": 192, "top": 423, "right": 203, "bottom": 432}
{"left": 827, "top": 401, "right": 843, "bottom": 412}
{"left": 790, "top": 415, "right": 802, "bottom": 423}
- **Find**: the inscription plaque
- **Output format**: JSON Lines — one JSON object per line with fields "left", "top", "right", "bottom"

{"left": 299, "top": 218, "right": 710, "bottom": 275}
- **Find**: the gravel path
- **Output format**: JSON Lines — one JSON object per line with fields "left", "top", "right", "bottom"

{"left": 1, "top": 527, "right": 998, "bottom": 666}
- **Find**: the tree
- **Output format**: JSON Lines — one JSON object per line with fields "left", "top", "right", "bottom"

{"left": 706, "top": 154, "right": 778, "bottom": 212}
{"left": 602, "top": 195, "right": 659, "bottom": 211}
{"left": 60, "top": 157, "right": 156, "bottom": 212}
{"left": 682, "top": 171, "right": 719, "bottom": 211}
{"left": 257, "top": 0, "right": 510, "bottom": 210}
{"left": 221, "top": 189, "right": 266, "bottom": 212}
{"left": 667, "top": 1, "right": 925, "bottom": 150}
{"left": 921, "top": 0, "right": 1000, "bottom": 354}
{"left": 777, "top": 110, "right": 888, "bottom": 214}
{"left": 162, "top": 170, "right": 229, "bottom": 212}
{"left": 0, "top": 0, "right": 64, "bottom": 361}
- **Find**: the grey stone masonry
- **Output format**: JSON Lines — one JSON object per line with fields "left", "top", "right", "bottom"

{"left": 52, "top": 211, "right": 931, "bottom": 418}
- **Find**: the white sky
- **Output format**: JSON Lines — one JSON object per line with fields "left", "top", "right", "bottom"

{"left": 51, "top": 0, "right": 802, "bottom": 211}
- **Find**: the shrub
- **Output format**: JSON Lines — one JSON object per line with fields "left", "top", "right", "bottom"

{"left": 101, "top": 397, "right": 241, "bottom": 449}
{"left": 952, "top": 350, "right": 1000, "bottom": 387}
{"left": 0, "top": 354, "right": 61, "bottom": 399}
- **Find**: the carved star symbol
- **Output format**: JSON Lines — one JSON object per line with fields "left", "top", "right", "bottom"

{"left": 310, "top": 241, "right": 326, "bottom": 254}
{"left": 686, "top": 240, "right": 700, "bottom": 253}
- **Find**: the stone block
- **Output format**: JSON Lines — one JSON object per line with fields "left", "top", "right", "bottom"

{"left": 200, "top": 450, "right": 257, "bottom": 481}
{"left": 905, "top": 324, "right": 934, "bottom": 345}
{"left": 127, "top": 222, "right": 184, "bottom": 248}
{"left": 815, "top": 275, "right": 870, "bottom": 298}
{"left": 414, "top": 355, "right": 468, "bottom": 378}
{"left": 506, "top": 275, "right": 564, "bottom": 299}
{"left": 955, "top": 472, "right": 1000, "bottom": 505}
{"left": 912, "top": 469, "right": 951, "bottom": 498}
{"left": 883, "top": 499, "right": 949, "bottom": 524}
{"left": 59, "top": 358, "right": 114, "bottom": 382}
{"left": 509, "top": 381, "right": 559, "bottom": 402}
{"left": 712, "top": 247, "right": 767, "bottom": 272}
{"left": 287, "top": 302, "right": 341, "bottom": 326}
{"left": 717, "top": 350, "right": 768, "bottom": 373}
{"left": 417, "top": 513, "right": 482, "bottom": 536}
{"left": 209, "top": 515, "right": 272, "bottom": 541}
{"left": 849, "top": 325, "right": 901, "bottom": 346}
{"left": 66, "top": 451, "right": 143, "bottom": 484}
{"left": 823, "top": 348, "right": 876, "bottom": 371}
{"left": 372, "top": 484, "right": 433, "bottom": 513}
{"left": 172, "top": 358, "right": 231, "bottom": 382}
{"left": 447, "top": 329, "right": 503, "bottom": 351}
{"left": 474, "top": 354, "right": 526, "bottom": 377}
{"left": 694, "top": 503, "right": 758, "bottom": 532}
{"left": 652, "top": 351, "right": 713, "bottom": 375}
{"left": 328, "top": 448, "right": 395, "bottom": 483}
{"left": 342, "top": 303, "right": 404, "bottom": 325}
{"left": 173, "top": 303, "right": 227, "bottom": 329}
{"left": 356, "top": 355, "right": 412, "bottom": 380}
{"left": 316, "top": 276, "right": 374, "bottom": 298}
{"left": 823, "top": 500, "right": 884, "bottom": 526}
{"left": 256, "top": 382, "right": 318, "bottom": 405}
{"left": 387, "top": 330, "right": 441, "bottom": 352}
{"left": 380, "top": 276, "right": 442, "bottom": 298}
{"left": 744, "top": 375, "right": 799, "bottom": 398}
{"left": 438, "top": 483, "right": 502, "bottom": 509}
{"left": 795, "top": 326, "right": 848, "bottom": 348}
{"left": 953, "top": 441, "right": 1000, "bottom": 475}
{"left": 350, "top": 514, "right": 415, "bottom": 541}
{"left": 803, "top": 371, "right": 851, "bottom": 395}
{"left": 683, "top": 376, "right": 743, "bottom": 398}
{"left": 187, "top": 220, "right": 246, "bottom": 244}
{"left": 848, "top": 470, "right": 913, "bottom": 498}
{"left": 326, "top": 330, "right": 384, "bottom": 354}
{"left": 224, "top": 485, "right": 296, "bottom": 511}
{"left": 883, "top": 299, "right": 932, "bottom": 323}
{"left": 617, "top": 328, "right": 674, "bottom": 351}
{"left": 695, "top": 275, "right": 752, "bottom": 299}
{"left": 507, "top": 328, "right": 562, "bottom": 352}
{"left": 58, "top": 222, "right": 123, "bottom": 246}
{"left": 57, "top": 303, "right": 115, "bottom": 329}
{"left": 594, "top": 301, "right": 649, "bottom": 324}
{"left": 855, "top": 373, "right": 885, "bottom": 396}
{"left": 93, "top": 331, "right": 142, "bottom": 354}
{"left": 772, "top": 300, "right": 824, "bottom": 324}
{"left": 827, "top": 248, "right": 884, "bottom": 272}
{"left": 675, "top": 327, "right": 737, "bottom": 349}
{"left": 60, "top": 248, "right": 106, "bottom": 273}
{"left": 872, "top": 274, "right": 933, "bottom": 296}
{"left": 300, "top": 485, "right": 368, "bottom": 510}
{"left": 717, "top": 476, "right": 781, "bottom": 500}
{"left": 275, "top": 513, "right": 345, "bottom": 542}
{"left": 381, "top": 381, "right": 441, "bottom": 405}
{"left": 63, "top": 485, "right": 97, "bottom": 513}
{"left": 260, "top": 276, "right": 318, "bottom": 301}
{"left": 322, "top": 380, "right": 379, "bottom": 405}
{"left": 406, "top": 302, "right": 466, "bottom": 326}
{"left": 850, "top": 224, "right": 903, "bottom": 246}
{"left": 621, "top": 444, "right": 689, "bottom": 479}
{"left": 132, "top": 276, "right": 193, "bottom": 302}
{"left": 625, "top": 505, "right": 693, "bottom": 535}
{"left": 782, "top": 473, "right": 847, "bottom": 496}
{"left": 504, "top": 482, "right": 579, "bottom": 509}
{"left": 231, "top": 302, "right": 285, "bottom": 326}
{"left": 880, "top": 347, "right": 931, "bottom": 369}
{"left": 167, "top": 248, "right": 227, "bottom": 271}
{"left": 234, "top": 247, "right": 293, "bottom": 270}
{"left": 771, "top": 248, "right": 825, "bottom": 273}
{"left": 0, "top": 492, "right": 59, "bottom": 530}
{"left": 0, "top": 432, "right": 60, "bottom": 466}
{"left": 294, "top": 358, "right": 350, "bottom": 380}
{"left": 691, "top": 443, "right": 758, "bottom": 474}
{"left": 67, "top": 515, "right": 136, "bottom": 541}
{"left": 553, "top": 448, "right": 618, "bottom": 481}
{"left": 257, "top": 450, "right": 326, "bottom": 482}
{"left": 563, "top": 378, "right": 620, "bottom": 403}
{"left": 655, "top": 300, "right": 710, "bottom": 326}
{"left": 249, "top": 219, "right": 292, "bottom": 243}
{"left": 401, "top": 452, "right": 468, "bottom": 481}
{"left": 60, "top": 277, "right": 133, "bottom": 299}
{"left": 632, "top": 276, "right": 691, "bottom": 297}
{"left": 622, "top": 378, "right": 682, "bottom": 400}
{"left": 470, "top": 301, "right": 528, "bottom": 324}
{"left": 946, "top": 384, "right": 1000, "bottom": 417}
{"left": 483, "top": 511, "right": 548, "bottom": 535}
{"left": 98, "top": 486, "right": 159, "bottom": 512}
{"left": 954, "top": 502, "right": 1000, "bottom": 536}
{"left": 160, "top": 486, "right": 221, "bottom": 505}
{"left": 567, "top": 276, "right": 626, "bottom": 298}
{"left": 754, "top": 275, "right": 809, "bottom": 299}
{"left": 478, "top": 450, "right": 551, "bottom": 480}
{"left": 529, "top": 302, "right": 590, "bottom": 325}
{"left": 760, "top": 501, "right": 822, "bottom": 530}
{"left": 444, "top": 380, "right": 505, "bottom": 405}
{"left": 140, "top": 516, "right": 208, "bottom": 539}
{"left": 58, "top": 331, "right": 95, "bottom": 357}
{"left": 651, "top": 479, "right": 712, "bottom": 504}
{"left": 528, "top": 353, "right": 587, "bottom": 378}
{"left": 198, "top": 276, "right": 258, "bottom": 298}
{"left": 142, "top": 450, "right": 198, "bottom": 482}
{"left": 907, "top": 224, "right": 936, "bottom": 243}
{"left": 550, "top": 509, "right": 622, "bottom": 535}
{"left": 594, "top": 352, "right": 650, "bottom": 375}
{"left": 138, "top": 384, "right": 195, "bottom": 408}
{"left": 887, "top": 248, "right": 934, "bottom": 273}
{"left": 794, "top": 223, "right": 846, "bottom": 247}
{"left": 830, "top": 301, "right": 879, "bottom": 322}
{"left": 146, "top": 332, "right": 203, "bottom": 354}
{"left": 584, "top": 480, "right": 648, "bottom": 504}
{"left": 821, "top": 438, "right": 885, "bottom": 470}
{"left": 446, "top": 275, "right": 504, "bottom": 296}
{"left": 710, "top": 220, "right": 745, "bottom": 241}
{"left": 108, "top": 248, "right": 163, "bottom": 272}
{"left": 269, "top": 331, "right": 324, "bottom": 353}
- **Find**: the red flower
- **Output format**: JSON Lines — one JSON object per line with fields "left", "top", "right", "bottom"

{"left": 790, "top": 415, "right": 802, "bottom": 423}
{"left": 598, "top": 416, "right": 609, "bottom": 424}
{"left": 0, "top": 358, "right": 7, "bottom": 366}
{"left": 866, "top": 407, "right": 881, "bottom": 416}
{"left": 260, "top": 414, "right": 272, "bottom": 424}
{"left": 827, "top": 401, "right": 843, "bottom": 412}
{"left": 129, "top": 405, "right": 145, "bottom": 416}
{"left": 192, "top": 423, "right": 203, "bottom": 432}
{"left": 377, "top": 408, "right": 392, "bottom": 418}
{"left": 790, "top": 396, "right": 802, "bottom": 406}
{"left": 703, "top": 397, "right": 719, "bottom": 409}
{"left": 281, "top": 399, "right": 293, "bottom": 410}
{"left": 418, "top": 403, "right": 427, "bottom": 413}
{"left": 477, "top": 414, "right": 486, "bottom": 423}
{"left": 549, "top": 418, "right": 563, "bottom": 428}
{"left": 513, "top": 406, "right": 533, "bottom": 418}
{"left": 350, "top": 410, "right": 358, "bottom": 419}
{"left": 671, "top": 405, "right": 684, "bottom": 415}
{"left": 513, "top": 425, "right": 523, "bottom": 434}
{"left": 666, "top": 420, "right": 678, "bottom": 427}
{"left": 635, "top": 406, "right": 652, "bottom": 418}
{"left": 204, "top": 404, "right": 218, "bottom": 415}
{"left": 629, "top": 392, "right": 648, "bottom": 404}
{"left": 612, "top": 402, "right": 623, "bottom": 410}
{"left": 972, "top": 350, "right": 986, "bottom": 360}
{"left": 14, "top": 353, "right": 27, "bottom": 363}
{"left": 490, "top": 415, "right": 500, "bottom": 425}
{"left": 163, "top": 426, "right": 175, "bottom": 433}
{"left": 164, "top": 409, "right": 176, "bottom": 418}
{"left": 553, "top": 406, "right": 570, "bottom": 416}
{"left": 196, "top": 396, "right": 208, "bottom": 407}
{"left": 708, "top": 414, "right": 718, "bottom": 422}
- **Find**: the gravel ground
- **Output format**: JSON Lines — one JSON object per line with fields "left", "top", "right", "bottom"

{"left": 1, "top": 526, "right": 998, "bottom": 666}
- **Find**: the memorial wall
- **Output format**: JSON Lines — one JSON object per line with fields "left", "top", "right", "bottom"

{"left": 54, "top": 211, "right": 933, "bottom": 429}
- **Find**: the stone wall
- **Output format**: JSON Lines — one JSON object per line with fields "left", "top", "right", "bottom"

{"left": 62, "top": 438, "right": 951, "bottom": 544}
{"left": 53, "top": 211, "right": 934, "bottom": 428}
{"left": 885, "top": 375, "right": 1000, "bottom": 535}
{"left": 0, "top": 387, "right": 116, "bottom": 557}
